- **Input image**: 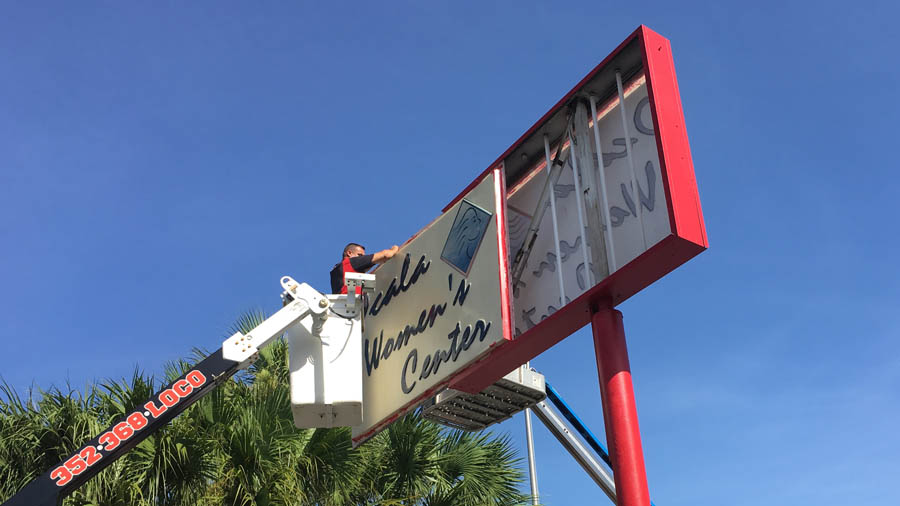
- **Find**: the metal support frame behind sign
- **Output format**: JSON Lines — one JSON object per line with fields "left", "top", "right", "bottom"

{"left": 448, "top": 25, "right": 706, "bottom": 395}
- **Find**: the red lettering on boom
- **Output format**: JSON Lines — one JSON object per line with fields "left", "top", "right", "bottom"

{"left": 186, "top": 370, "right": 206, "bottom": 387}
{"left": 80, "top": 446, "right": 101, "bottom": 466}
{"left": 144, "top": 400, "right": 167, "bottom": 418}
{"left": 173, "top": 379, "right": 192, "bottom": 397}
{"left": 159, "top": 389, "right": 179, "bottom": 407}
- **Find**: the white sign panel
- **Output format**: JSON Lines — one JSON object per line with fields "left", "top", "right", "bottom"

{"left": 507, "top": 76, "right": 670, "bottom": 335}
{"left": 352, "top": 170, "right": 510, "bottom": 444}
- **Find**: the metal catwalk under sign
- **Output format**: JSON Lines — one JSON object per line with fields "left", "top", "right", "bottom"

{"left": 422, "top": 367, "right": 546, "bottom": 430}
{"left": 424, "top": 369, "right": 664, "bottom": 506}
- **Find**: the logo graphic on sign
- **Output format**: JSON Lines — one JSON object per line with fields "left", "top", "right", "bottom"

{"left": 440, "top": 200, "right": 492, "bottom": 275}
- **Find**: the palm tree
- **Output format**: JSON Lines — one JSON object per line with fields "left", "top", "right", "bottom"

{"left": 0, "top": 368, "right": 218, "bottom": 506}
{"left": 359, "top": 414, "right": 527, "bottom": 506}
{"left": 0, "top": 309, "right": 530, "bottom": 505}
{"left": 0, "top": 380, "right": 106, "bottom": 501}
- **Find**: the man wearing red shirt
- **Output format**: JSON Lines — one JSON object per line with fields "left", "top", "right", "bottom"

{"left": 330, "top": 243, "right": 399, "bottom": 294}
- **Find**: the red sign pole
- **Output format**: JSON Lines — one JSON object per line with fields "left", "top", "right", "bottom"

{"left": 592, "top": 305, "right": 651, "bottom": 506}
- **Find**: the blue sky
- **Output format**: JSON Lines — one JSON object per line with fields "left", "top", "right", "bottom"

{"left": 2, "top": 2, "right": 898, "bottom": 505}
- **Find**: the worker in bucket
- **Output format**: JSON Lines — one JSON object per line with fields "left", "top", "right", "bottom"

{"left": 330, "top": 242, "right": 399, "bottom": 294}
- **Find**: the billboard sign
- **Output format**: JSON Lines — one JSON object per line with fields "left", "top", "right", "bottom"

{"left": 448, "top": 25, "right": 707, "bottom": 394}
{"left": 350, "top": 26, "right": 706, "bottom": 439}
{"left": 352, "top": 169, "right": 512, "bottom": 445}
{"left": 506, "top": 74, "right": 669, "bottom": 335}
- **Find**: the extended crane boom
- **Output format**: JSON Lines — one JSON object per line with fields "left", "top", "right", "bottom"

{"left": 2, "top": 275, "right": 368, "bottom": 506}
{"left": 6, "top": 348, "right": 242, "bottom": 506}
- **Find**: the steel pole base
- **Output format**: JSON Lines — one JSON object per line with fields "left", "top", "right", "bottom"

{"left": 591, "top": 306, "right": 650, "bottom": 506}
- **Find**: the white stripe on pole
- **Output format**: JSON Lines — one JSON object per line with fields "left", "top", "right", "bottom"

{"left": 616, "top": 71, "right": 648, "bottom": 250}
{"left": 589, "top": 95, "right": 617, "bottom": 273}
{"left": 567, "top": 136, "right": 593, "bottom": 287}
{"left": 543, "top": 134, "right": 567, "bottom": 305}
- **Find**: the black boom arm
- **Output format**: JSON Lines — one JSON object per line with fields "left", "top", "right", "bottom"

{"left": 2, "top": 349, "right": 242, "bottom": 506}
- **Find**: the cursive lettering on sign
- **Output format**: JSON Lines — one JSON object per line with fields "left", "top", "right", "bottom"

{"left": 365, "top": 233, "right": 498, "bottom": 401}
{"left": 609, "top": 160, "right": 657, "bottom": 227}
{"left": 367, "top": 254, "right": 431, "bottom": 317}
{"left": 365, "top": 302, "right": 447, "bottom": 376}
{"left": 601, "top": 137, "right": 638, "bottom": 167}
{"left": 633, "top": 96, "right": 654, "bottom": 136}
{"left": 400, "top": 319, "right": 492, "bottom": 393}
{"left": 452, "top": 277, "right": 470, "bottom": 306}
{"left": 401, "top": 351, "right": 418, "bottom": 394}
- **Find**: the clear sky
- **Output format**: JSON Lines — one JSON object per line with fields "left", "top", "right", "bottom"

{"left": 2, "top": 2, "right": 898, "bottom": 505}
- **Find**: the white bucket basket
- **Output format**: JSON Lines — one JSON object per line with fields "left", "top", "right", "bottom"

{"left": 287, "top": 294, "right": 363, "bottom": 428}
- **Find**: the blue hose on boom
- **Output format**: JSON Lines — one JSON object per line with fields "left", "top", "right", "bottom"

{"left": 544, "top": 381, "right": 659, "bottom": 506}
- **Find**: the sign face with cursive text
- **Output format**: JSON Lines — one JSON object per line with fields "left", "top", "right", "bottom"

{"left": 351, "top": 169, "right": 512, "bottom": 445}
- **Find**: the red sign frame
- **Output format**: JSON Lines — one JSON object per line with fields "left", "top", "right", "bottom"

{"left": 447, "top": 25, "right": 707, "bottom": 394}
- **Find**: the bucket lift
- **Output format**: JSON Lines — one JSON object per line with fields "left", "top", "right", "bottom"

{"left": 286, "top": 281, "right": 367, "bottom": 428}
{"left": 2, "top": 273, "right": 375, "bottom": 506}
{"left": 2, "top": 271, "right": 650, "bottom": 506}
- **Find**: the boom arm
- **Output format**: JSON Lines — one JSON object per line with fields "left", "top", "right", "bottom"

{"left": 2, "top": 277, "right": 330, "bottom": 506}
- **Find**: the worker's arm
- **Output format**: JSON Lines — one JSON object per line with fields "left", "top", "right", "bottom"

{"left": 371, "top": 245, "right": 399, "bottom": 264}
{"left": 345, "top": 246, "right": 399, "bottom": 275}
